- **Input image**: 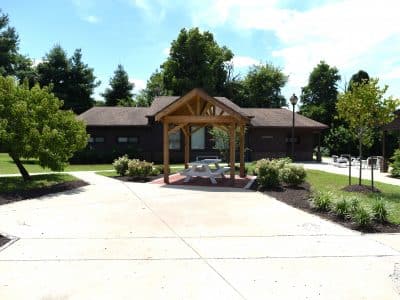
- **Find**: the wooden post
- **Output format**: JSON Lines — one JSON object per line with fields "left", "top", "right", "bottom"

{"left": 230, "top": 123, "right": 236, "bottom": 182}
{"left": 239, "top": 125, "right": 245, "bottom": 177}
{"left": 163, "top": 121, "right": 170, "bottom": 184}
{"left": 184, "top": 125, "right": 190, "bottom": 169}
{"left": 381, "top": 130, "right": 388, "bottom": 172}
{"left": 317, "top": 132, "right": 322, "bottom": 162}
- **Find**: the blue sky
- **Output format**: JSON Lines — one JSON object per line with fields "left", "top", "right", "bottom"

{"left": 3, "top": 0, "right": 400, "bottom": 102}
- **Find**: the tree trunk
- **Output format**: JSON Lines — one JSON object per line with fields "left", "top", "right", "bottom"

{"left": 359, "top": 139, "right": 362, "bottom": 186}
{"left": 11, "top": 155, "right": 31, "bottom": 181}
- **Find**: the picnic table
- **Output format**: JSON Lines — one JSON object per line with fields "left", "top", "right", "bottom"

{"left": 180, "top": 158, "right": 231, "bottom": 184}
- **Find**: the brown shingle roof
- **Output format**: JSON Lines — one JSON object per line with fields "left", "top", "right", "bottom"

{"left": 243, "top": 108, "right": 328, "bottom": 129}
{"left": 147, "top": 96, "right": 179, "bottom": 116}
{"left": 78, "top": 107, "right": 150, "bottom": 126}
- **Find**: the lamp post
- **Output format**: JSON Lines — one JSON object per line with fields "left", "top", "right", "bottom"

{"left": 290, "top": 93, "right": 298, "bottom": 161}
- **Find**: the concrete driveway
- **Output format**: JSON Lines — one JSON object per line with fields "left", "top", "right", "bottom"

{"left": 0, "top": 172, "right": 399, "bottom": 299}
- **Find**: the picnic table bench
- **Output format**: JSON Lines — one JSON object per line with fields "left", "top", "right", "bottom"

{"left": 180, "top": 159, "right": 231, "bottom": 184}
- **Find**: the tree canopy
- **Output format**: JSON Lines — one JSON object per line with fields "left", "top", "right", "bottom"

{"left": 337, "top": 78, "right": 399, "bottom": 184}
{"left": 300, "top": 61, "right": 341, "bottom": 126}
{"left": 240, "top": 63, "right": 287, "bottom": 108}
{"left": 349, "top": 70, "right": 370, "bottom": 91}
{"left": 37, "top": 46, "right": 100, "bottom": 114}
{"left": 102, "top": 64, "right": 134, "bottom": 106}
{"left": 135, "top": 69, "right": 171, "bottom": 107}
{"left": 161, "top": 27, "right": 233, "bottom": 96}
{"left": 0, "top": 76, "right": 88, "bottom": 180}
{"left": 0, "top": 10, "right": 36, "bottom": 84}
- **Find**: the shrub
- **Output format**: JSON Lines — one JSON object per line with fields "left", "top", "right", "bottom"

{"left": 255, "top": 159, "right": 281, "bottom": 188}
{"left": 390, "top": 149, "right": 400, "bottom": 178}
{"left": 112, "top": 155, "right": 130, "bottom": 176}
{"left": 352, "top": 206, "right": 372, "bottom": 228}
{"left": 127, "top": 159, "right": 153, "bottom": 178}
{"left": 333, "top": 198, "right": 350, "bottom": 219}
{"left": 372, "top": 198, "right": 388, "bottom": 223}
{"left": 150, "top": 167, "right": 161, "bottom": 176}
{"left": 280, "top": 165, "right": 306, "bottom": 186}
{"left": 349, "top": 197, "right": 360, "bottom": 213}
{"left": 312, "top": 191, "right": 333, "bottom": 211}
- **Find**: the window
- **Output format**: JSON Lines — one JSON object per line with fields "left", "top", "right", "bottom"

{"left": 286, "top": 136, "right": 300, "bottom": 144}
{"left": 169, "top": 131, "right": 181, "bottom": 150}
{"left": 89, "top": 136, "right": 104, "bottom": 143}
{"left": 191, "top": 127, "right": 205, "bottom": 150}
{"left": 117, "top": 136, "right": 138, "bottom": 144}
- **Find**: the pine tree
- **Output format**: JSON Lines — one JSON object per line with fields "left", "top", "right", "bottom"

{"left": 102, "top": 65, "right": 134, "bottom": 106}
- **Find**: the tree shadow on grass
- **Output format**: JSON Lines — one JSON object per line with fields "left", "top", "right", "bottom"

{"left": 0, "top": 174, "right": 88, "bottom": 206}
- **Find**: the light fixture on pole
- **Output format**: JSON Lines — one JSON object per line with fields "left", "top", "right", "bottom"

{"left": 290, "top": 93, "right": 298, "bottom": 161}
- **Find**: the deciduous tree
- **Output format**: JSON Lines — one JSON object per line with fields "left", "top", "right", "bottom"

{"left": 337, "top": 78, "right": 399, "bottom": 185}
{"left": 161, "top": 28, "right": 233, "bottom": 96}
{"left": 300, "top": 61, "right": 341, "bottom": 126}
{"left": 0, "top": 76, "right": 88, "bottom": 180}
{"left": 240, "top": 63, "right": 287, "bottom": 108}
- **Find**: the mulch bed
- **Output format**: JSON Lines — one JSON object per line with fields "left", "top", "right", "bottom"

{"left": 0, "top": 180, "right": 88, "bottom": 205}
{"left": 343, "top": 184, "right": 381, "bottom": 193}
{"left": 111, "top": 175, "right": 163, "bottom": 183}
{"left": 251, "top": 181, "right": 400, "bottom": 233}
{"left": 0, "top": 235, "right": 10, "bottom": 248}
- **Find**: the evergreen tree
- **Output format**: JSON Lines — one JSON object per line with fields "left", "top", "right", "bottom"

{"left": 0, "top": 10, "right": 37, "bottom": 84}
{"left": 102, "top": 64, "right": 134, "bottom": 106}
{"left": 37, "top": 46, "right": 99, "bottom": 114}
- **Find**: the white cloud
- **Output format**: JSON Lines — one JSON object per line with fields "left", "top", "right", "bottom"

{"left": 189, "top": 0, "right": 400, "bottom": 96}
{"left": 230, "top": 56, "right": 259, "bottom": 68}
{"left": 382, "top": 67, "right": 400, "bottom": 81}
{"left": 83, "top": 15, "right": 100, "bottom": 23}
{"left": 130, "top": 78, "right": 147, "bottom": 93}
{"left": 129, "top": 0, "right": 167, "bottom": 22}
{"left": 162, "top": 47, "right": 170, "bottom": 56}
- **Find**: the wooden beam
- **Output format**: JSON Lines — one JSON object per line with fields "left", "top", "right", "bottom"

{"left": 164, "top": 115, "right": 237, "bottom": 124}
{"left": 182, "top": 126, "right": 189, "bottom": 137}
{"left": 196, "top": 96, "right": 200, "bottom": 115}
{"left": 186, "top": 103, "right": 195, "bottom": 115}
{"left": 191, "top": 124, "right": 206, "bottom": 134}
{"left": 230, "top": 123, "right": 236, "bottom": 182}
{"left": 213, "top": 124, "right": 229, "bottom": 132}
{"left": 154, "top": 88, "right": 250, "bottom": 123}
{"left": 168, "top": 123, "right": 187, "bottom": 134}
{"left": 184, "top": 125, "right": 190, "bottom": 169}
{"left": 163, "top": 122, "right": 170, "bottom": 184}
{"left": 200, "top": 102, "right": 211, "bottom": 115}
{"left": 239, "top": 125, "right": 245, "bottom": 178}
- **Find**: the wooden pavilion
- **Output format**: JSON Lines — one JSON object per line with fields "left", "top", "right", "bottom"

{"left": 155, "top": 88, "right": 252, "bottom": 184}
{"left": 381, "top": 110, "right": 400, "bottom": 172}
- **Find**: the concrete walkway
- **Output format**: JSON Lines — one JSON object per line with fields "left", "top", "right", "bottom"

{"left": 0, "top": 172, "right": 399, "bottom": 299}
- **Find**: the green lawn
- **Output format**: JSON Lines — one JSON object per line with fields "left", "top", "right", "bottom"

{"left": 0, "top": 153, "right": 113, "bottom": 175}
{"left": 0, "top": 173, "right": 77, "bottom": 194}
{"left": 307, "top": 170, "right": 400, "bottom": 224}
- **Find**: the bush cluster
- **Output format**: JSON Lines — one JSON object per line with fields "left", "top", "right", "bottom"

{"left": 390, "top": 149, "right": 400, "bottom": 178}
{"left": 112, "top": 155, "right": 156, "bottom": 179}
{"left": 255, "top": 158, "right": 306, "bottom": 189}
{"left": 310, "top": 192, "right": 389, "bottom": 228}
